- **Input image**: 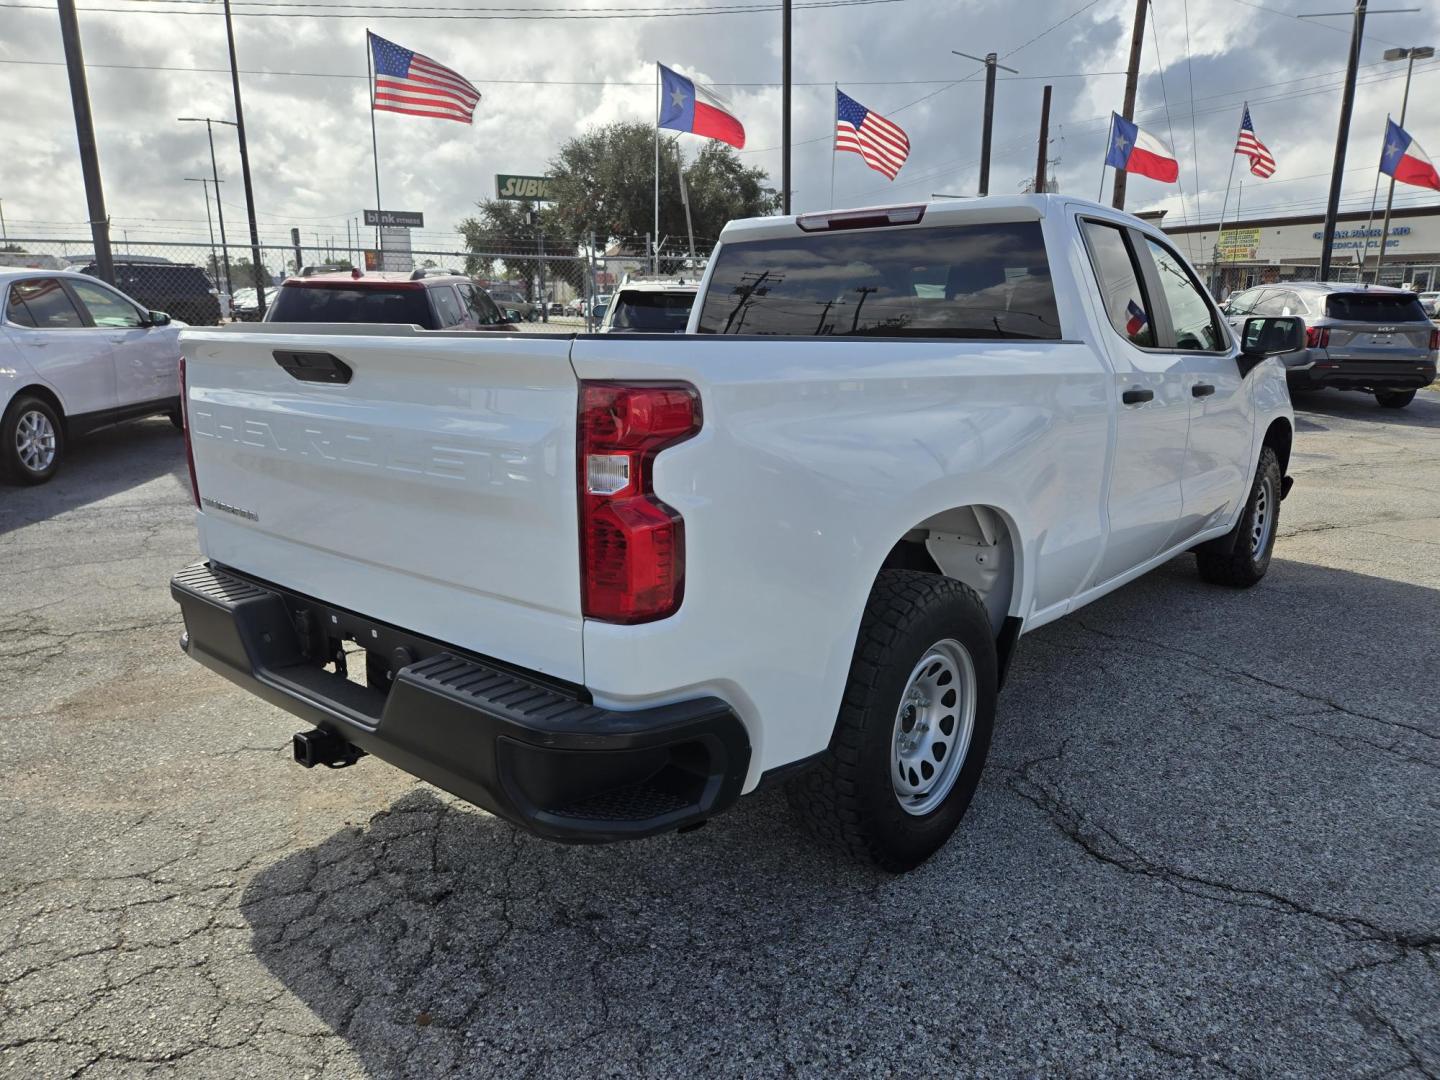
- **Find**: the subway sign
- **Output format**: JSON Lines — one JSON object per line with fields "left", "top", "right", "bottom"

{"left": 495, "top": 174, "right": 554, "bottom": 201}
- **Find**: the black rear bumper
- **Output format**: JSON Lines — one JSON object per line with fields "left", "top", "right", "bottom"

{"left": 1289, "top": 358, "right": 1436, "bottom": 391}
{"left": 171, "top": 562, "right": 750, "bottom": 842}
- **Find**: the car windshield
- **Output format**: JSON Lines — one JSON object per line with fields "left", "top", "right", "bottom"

{"left": 268, "top": 285, "right": 433, "bottom": 326}
{"left": 608, "top": 290, "right": 695, "bottom": 332}
{"left": 1324, "top": 293, "right": 1428, "bottom": 322}
{"left": 695, "top": 220, "right": 1061, "bottom": 339}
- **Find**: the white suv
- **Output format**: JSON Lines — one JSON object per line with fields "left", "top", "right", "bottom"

{"left": 1, "top": 269, "right": 183, "bottom": 485}
{"left": 598, "top": 280, "right": 699, "bottom": 333}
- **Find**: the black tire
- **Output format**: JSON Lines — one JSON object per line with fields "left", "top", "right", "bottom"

{"left": 1195, "top": 446, "right": 1280, "bottom": 588}
{"left": 1, "top": 394, "right": 65, "bottom": 486}
{"left": 787, "top": 570, "right": 998, "bottom": 872}
{"left": 1376, "top": 389, "right": 1416, "bottom": 409}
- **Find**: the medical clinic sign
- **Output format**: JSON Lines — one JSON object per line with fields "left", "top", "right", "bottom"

{"left": 495, "top": 175, "right": 554, "bottom": 201}
{"left": 1313, "top": 225, "right": 1412, "bottom": 252}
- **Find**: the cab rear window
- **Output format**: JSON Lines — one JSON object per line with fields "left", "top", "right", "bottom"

{"left": 269, "top": 285, "right": 434, "bottom": 327}
{"left": 1324, "top": 293, "right": 1427, "bottom": 322}
{"left": 695, "top": 221, "right": 1060, "bottom": 339}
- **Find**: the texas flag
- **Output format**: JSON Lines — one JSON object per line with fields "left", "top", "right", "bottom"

{"left": 658, "top": 64, "right": 745, "bottom": 150}
{"left": 1104, "top": 112, "right": 1180, "bottom": 184}
{"left": 1380, "top": 118, "right": 1440, "bottom": 192}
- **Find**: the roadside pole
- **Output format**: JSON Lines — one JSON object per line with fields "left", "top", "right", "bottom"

{"left": 222, "top": 0, "right": 268, "bottom": 315}
{"left": 56, "top": 0, "right": 114, "bottom": 285}
{"left": 1112, "top": 0, "right": 1148, "bottom": 210}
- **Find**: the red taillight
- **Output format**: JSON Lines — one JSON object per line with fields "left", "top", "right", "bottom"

{"left": 179, "top": 356, "right": 200, "bottom": 509}
{"left": 1305, "top": 326, "right": 1330, "bottom": 349}
{"left": 1429, "top": 327, "right": 1438, "bottom": 351}
{"left": 578, "top": 382, "right": 700, "bottom": 624}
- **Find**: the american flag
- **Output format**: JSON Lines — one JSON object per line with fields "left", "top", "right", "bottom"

{"left": 1234, "top": 105, "right": 1276, "bottom": 178}
{"left": 369, "top": 32, "right": 480, "bottom": 124}
{"left": 835, "top": 89, "right": 910, "bottom": 180}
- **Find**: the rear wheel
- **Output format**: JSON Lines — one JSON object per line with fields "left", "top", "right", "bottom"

{"left": 2, "top": 395, "right": 64, "bottom": 486}
{"left": 787, "top": 570, "right": 997, "bottom": 872}
{"left": 1376, "top": 389, "right": 1416, "bottom": 409}
{"left": 1196, "top": 446, "right": 1280, "bottom": 588}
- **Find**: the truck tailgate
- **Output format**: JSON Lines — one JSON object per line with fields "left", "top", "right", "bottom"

{"left": 180, "top": 324, "right": 584, "bottom": 682}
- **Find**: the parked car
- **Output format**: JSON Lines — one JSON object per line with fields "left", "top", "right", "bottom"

{"left": 229, "top": 287, "right": 277, "bottom": 322}
{"left": 1416, "top": 291, "right": 1440, "bottom": 319}
{"left": 171, "top": 194, "right": 1299, "bottom": 871}
{"left": 486, "top": 288, "right": 535, "bottom": 321}
{"left": 548, "top": 301, "right": 565, "bottom": 316}
{"left": 598, "top": 280, "right": 699, "bottom": 334}
{"left": 264, "top": 271, "right": 518, "bottom": 332}
{"left": 80, "top": 260, "right": 221, "bottom": 327}
{"left": 1224, "top": 282, "right": 1437, "bottom": 407}
{"left": 1, "top": 269, "right": 182, "bottom": 484}
{"left": 566, "top": 297, "right": 589, "bottom": 317}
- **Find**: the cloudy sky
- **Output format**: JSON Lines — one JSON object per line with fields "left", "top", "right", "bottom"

{"left": 1, "top": 0, "right": 1438, "bottom": 261}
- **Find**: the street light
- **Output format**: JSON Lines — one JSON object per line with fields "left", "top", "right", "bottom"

{"left": 178, "top": 117, "right": 235, "bottom": 297}
{"left": 184, "top": 177, "right": 222, "bottom": 293}
{"left": 1375, "top": 45, "right": 1435, "bottom": 275}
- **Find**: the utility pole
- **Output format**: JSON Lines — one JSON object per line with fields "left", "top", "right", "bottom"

{"left": 222, "top": 0, "right": 268, "bottom": 315}
{"left": 782, "top": 0, "right": 792, "bottom": 214}
{"left": 179, "top": 118, "right": 234, "bottom": 296}
{"left": 1112, "top": 0, "right": 1148, "bottom": 209}
{"left": 954, "top": 51, "right": 1018, "bottom": 197}
{"left": 1376, "top": 44, "right": 1433, "bottom": 274}
{"left": 0, "top": 198, "right": 7, "bottom": 243}
{"left": 184, "top": 178, "right": 219, "bottom": 288}
{"left": 1034, "top": 84, "right": 1053, "bottom": 193}
{"left": 291, "top": 227, "right": 303, "bottom": 275}
{"left": 56, "top": 0, "right": 114, "bottom": 284}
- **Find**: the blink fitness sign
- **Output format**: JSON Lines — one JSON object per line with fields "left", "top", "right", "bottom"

{"left": 1312, "top": 225, "right": 1412, "bottom": 251}
{"left": 495, "top": 174, "right": 554, "bottom": 201}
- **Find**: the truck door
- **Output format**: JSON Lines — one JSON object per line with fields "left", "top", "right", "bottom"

{"left": 1078, "top": 219, "right": 1190, "bottom": 586}
{"left": 1135, "top": 235, "right": 1252, "bottom": 546}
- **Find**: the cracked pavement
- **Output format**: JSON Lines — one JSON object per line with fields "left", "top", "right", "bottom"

{"left": 1, "top": 390, "right": 1437, "bottom": 1078}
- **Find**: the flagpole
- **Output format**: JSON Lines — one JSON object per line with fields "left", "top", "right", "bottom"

{"left": 829, "top": 84, "right": 838, "bottom": 208}
{"left": 1212, "top": 104, "right": 1244, "bottom": 294}
{"left": 1360, "top": 115, "right": 1388, "bottom": 284}
{"left": 366, "top": 30, "right": 383, "bottom": 262}
{"left": 1230, "top": 174, "right": 1244, "bottom": 281}
{"left": 1098, "top": 114, "right": 1113, "bottom": 202}
{"left": 653, "top": 62, "right": 660, "bottom": 274}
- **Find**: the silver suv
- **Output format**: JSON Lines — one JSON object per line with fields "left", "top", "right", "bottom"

{"left": 1224, "top": 282, "right": 1436, "bottom": 408}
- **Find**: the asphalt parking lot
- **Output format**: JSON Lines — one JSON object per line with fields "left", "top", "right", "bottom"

{"left": 1, "top": 389, "right": 1437, "bottom": 1079}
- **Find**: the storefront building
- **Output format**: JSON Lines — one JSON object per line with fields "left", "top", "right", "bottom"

{"left": 1153, "top": 205, "right": 1440, "bottom": 295}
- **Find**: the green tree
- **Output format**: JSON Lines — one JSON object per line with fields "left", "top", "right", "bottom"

{"left": 544, "top": 121, "right": 779, "bottom": 253}
{"left": 457, "top": 199, "right": 583, "bottom": 301}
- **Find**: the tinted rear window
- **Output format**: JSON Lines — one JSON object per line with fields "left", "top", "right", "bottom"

{"left": 695, "top": 221, "right": 1060, "bottom": 339}
{"left": 269, "top": 285, "right": 434, "bottom": 327}
{"left": 1324, "top": 293, "right": 1427, "bottom": 322}
{"left": 609, "top": 291, "right": 695, "bottom": 332}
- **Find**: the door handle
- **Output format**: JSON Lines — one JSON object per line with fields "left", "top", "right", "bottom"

{"left": 1192, "top": 383, "right": 1216, "bottom": 398}
{"left": 1121, "top": 388, "right": 1154, "bottom": 405}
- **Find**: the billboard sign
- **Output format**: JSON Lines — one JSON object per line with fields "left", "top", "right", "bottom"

{"left": 364, "top": 209, "right": 424, "bottom": 228}
{"left": 495, "top": 174, "right": 554, "bottom": 201}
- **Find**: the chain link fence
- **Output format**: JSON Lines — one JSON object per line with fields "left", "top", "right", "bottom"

{"left": 0, "top": 235, "right": 712, "bottom": 329}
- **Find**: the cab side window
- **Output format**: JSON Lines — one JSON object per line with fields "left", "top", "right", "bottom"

{"left": 431, "top": 285, "right": 465, "bottom": 328}
{"left": 457, "top": 283, "right": 503, "bottom": 325}
{"left": 1142, "top": 238, "right": 1226, "bottom": 352}
{"left": 1081, "top": 220, "right": 1155, "bottom": 348}
{"left": 1227, "top": 288, "right": 1262, "bottom": 316}
{"left": 6, "top": 278, "right": 86, "bottom": 329}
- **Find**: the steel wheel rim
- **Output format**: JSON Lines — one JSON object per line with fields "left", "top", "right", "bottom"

{"left": 14, "top": 409, "right": 56, "bottom": 473}
{"left": 891, "top": 638, "right": 976, "bottom": 817}
{"left": 1250, "top": 473, "right": 1274, "bottom": 558}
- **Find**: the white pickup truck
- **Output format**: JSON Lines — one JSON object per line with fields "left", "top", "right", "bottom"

{"left": 171, "top": 195, "right": 1301, "bottom": 871}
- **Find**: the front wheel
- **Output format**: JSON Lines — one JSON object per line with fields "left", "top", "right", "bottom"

{"left": 1376, "top": 389, "right": 1416, "bottom": 409}
{"left": 787, "top": 570, "right": 997, "bottom": 872}
{"left": 1196, "top": 446, "right": 1280, "bottom": 588}
{"left": 2, "top": 395, "right": 65, "bottom": 486}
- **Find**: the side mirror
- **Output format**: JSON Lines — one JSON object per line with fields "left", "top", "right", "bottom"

{"left": 504, "top": 308, "right": 522, "bottom": 323}
{"left": 1238, "top": 315, "right": 1303, "bottom": 374}
{"left": 147, "top": 310, "right": 172, "bottom": 327}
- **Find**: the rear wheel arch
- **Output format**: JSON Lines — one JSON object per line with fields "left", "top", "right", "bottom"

{"left": 877, "top": 503, "right": 1023, "bottom": 638}
{"left": 8, "top": 384, "right": 66, "bottom": 428}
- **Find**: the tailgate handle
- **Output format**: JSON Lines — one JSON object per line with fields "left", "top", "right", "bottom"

{"left": 273, "top": 350, "right": 352, "bottom": 385}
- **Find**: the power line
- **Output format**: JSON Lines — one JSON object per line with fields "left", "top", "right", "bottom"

{"left": 0, "top": 0, "right": 913, "bottom": 16}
